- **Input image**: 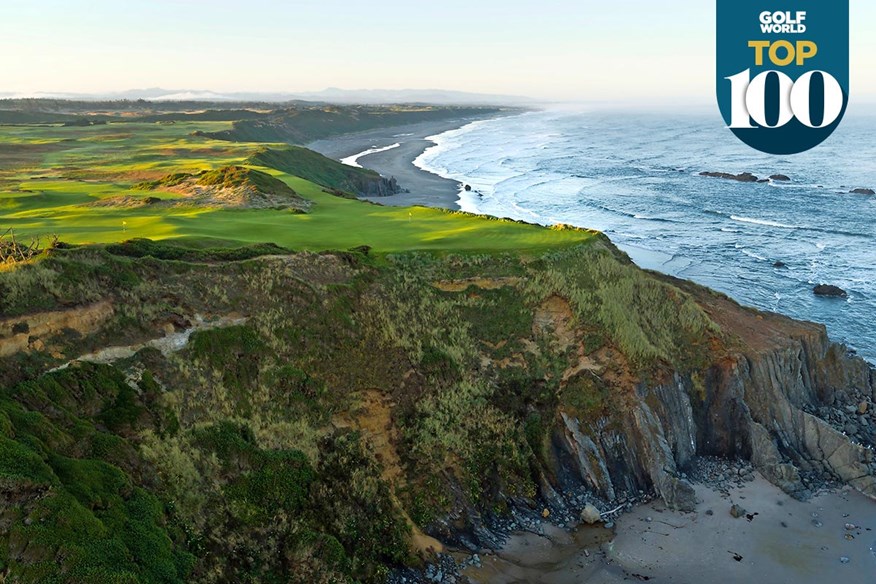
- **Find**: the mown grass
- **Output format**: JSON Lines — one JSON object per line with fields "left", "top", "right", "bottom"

{"left": 0, "top": 120, "right": 595, "bottom": 253}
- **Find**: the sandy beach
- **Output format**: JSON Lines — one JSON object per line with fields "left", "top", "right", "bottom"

{"left": 307, "top": 117, "right": 494, "bottom": 209}
{"left": 462, "top": 474, "right": 876, "bottom": 584}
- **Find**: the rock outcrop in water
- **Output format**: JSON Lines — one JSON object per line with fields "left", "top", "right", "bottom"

{"left": 850, "top": 188, "right": 875, "bottom": 195}
{"left": 699, "top": 172, "right": 794, "bottom": 184}
{"left": 813, "top": 284, "right": 848, "bottom": 298}
{"left": 700, "top": 171, "right": 759, "bottom": 182}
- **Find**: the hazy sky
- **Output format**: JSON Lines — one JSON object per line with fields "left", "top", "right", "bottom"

{"left": 2, "top": 0, "right": 875, "bottom": 102}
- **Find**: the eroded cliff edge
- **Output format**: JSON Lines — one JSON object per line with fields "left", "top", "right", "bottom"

{"left": 0, "top": 236, "right": 872, "bottom": 583}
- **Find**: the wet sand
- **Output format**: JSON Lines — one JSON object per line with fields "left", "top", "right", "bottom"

{"left": 306, "top": 117, "right": 494, "bottom": 209}
{"left": 463, "top": 474, "right": 876, "bottom": 583}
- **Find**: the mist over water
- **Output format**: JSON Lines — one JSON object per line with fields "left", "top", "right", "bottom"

{"left": 415, "top": 110, "right": 876, "bottom": 363}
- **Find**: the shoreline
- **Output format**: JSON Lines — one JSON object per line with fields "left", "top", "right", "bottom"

{"left": 462, "top": 473, "right": 876, "bottom": 584}
{"left": 306, "top": 115, "right": 499, "bottom": 209}
{"left": 308, "top": 114, "right": 709, "bottom": 282}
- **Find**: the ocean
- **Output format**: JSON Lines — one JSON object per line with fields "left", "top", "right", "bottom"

{"left": 413, "top": 109, "right": 876, "bottom": 363}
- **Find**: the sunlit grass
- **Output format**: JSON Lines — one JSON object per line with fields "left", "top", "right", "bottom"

{"left": 0, "top": 120, "right": 597, "bottom": 253}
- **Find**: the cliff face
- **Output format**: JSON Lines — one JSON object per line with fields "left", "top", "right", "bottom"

{"left": 549, "top": 325, "right": 875, "bottom": 514}
{"left": 357, "top": 175, "right": 401, "bottom": 197}
{"left": 0, "top": 239, "right": 873, "bottom": 583}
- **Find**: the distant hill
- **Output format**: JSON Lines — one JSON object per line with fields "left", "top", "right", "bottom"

{"left": 200, "top": 105, "right": 507, "bottom": 145}
{"left": 283, "top": 88, "right": 534, "bottom": 106}
{"left": 0, "top": 87, "right": 534, "bottom": 106}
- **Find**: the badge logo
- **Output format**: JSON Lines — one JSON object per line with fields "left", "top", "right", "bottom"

{"left": 716, "top": 1, "right": 849, "bottom": 155}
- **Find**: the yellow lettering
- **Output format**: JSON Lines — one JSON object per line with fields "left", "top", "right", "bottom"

{"left": 748, "top": 40, "right": 818, "bottom": 66}
{"left": 769, "top": 40, "right": 795, "bottom": 66}
{"left": 797, "top": 41, "right": 818, "bottom": 65}
{"left": 748, "top": 41, "right": 771, "bottom": 66}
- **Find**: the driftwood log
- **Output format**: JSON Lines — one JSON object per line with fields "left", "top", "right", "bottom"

{"left": 0, "top": 228, "right": 57, "bottom": 264}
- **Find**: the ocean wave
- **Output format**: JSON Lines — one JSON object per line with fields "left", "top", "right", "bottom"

{"left": 730, "top": 215, "right": 801, "bottom": 229}
{"left": 740, "top": 248, "right": 768, "bottom": 261}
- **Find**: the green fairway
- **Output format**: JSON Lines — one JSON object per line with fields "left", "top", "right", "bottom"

{"left": 0, "top": 120, "right": 596, "bottom": 252}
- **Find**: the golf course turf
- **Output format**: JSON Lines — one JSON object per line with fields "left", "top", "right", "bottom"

{"left": 0, "top": 119, "right": 596, "bottom": 253}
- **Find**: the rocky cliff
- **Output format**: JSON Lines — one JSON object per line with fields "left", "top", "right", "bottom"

{"left": 0, "top": 237, "right": 872, "bottom": 583}
{"left": 546, "top": 307, "right": 875, "bottom": 516}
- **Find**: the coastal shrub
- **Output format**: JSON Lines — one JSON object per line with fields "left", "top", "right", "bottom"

{"left": 99, "top": 380, "right": 144, "bottom": 433}
{"left": 189, "top": 325, "right": 267, "bottom": 394}
{"left": 561, "top": 373, "right": 611, "bottom": 421}
{"left": 525, "top": 244, "right": 718, "bottom": 369}
{"left": 1, "top": 447, "right": 192, "bottom": 583}
{"left": 310, "top": 431, "right": 411, "bottom": 583}
{"left": 105, "top": 238, "right": 291, "bottom": 262}
{"left": 459, "top": 285, "right": 533, "bottom": 358}
{"left": 0, "top": 261, "right": 60, "bottom": 315}
{"left": 138, "top": 431, "right": 214, "bottom": 528}
{"left": 410, "top": 381, "right": 532, "bottom": 502}
{"left": 224, "top": 448, "right": 315, "bottom": 523}
{"left": 49, "top": 455, "right": 131, "bottom": 508}
{"left": 0, "top": 360, "right": 196, "bottom": 583}
{"left": 0, "top": 435, "right": 56, "bottom": 484}
{"left": 366, "top": 268, "right": 478, "bottom": 372}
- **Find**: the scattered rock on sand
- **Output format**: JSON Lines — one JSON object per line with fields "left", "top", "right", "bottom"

{"left": 700, "top": 171, "right": 759, "bottom": 182}
{"left": 850, "top": 188, "right": 875, "bottom": 195}
{"left": 813, "top": 284, "right": 848, "bottom": 298}
{"left": 580, "top": 504, "right": 602, "bottom": 525}
{"left": 730, "top": 504, "right": 746, "bottom": 519}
